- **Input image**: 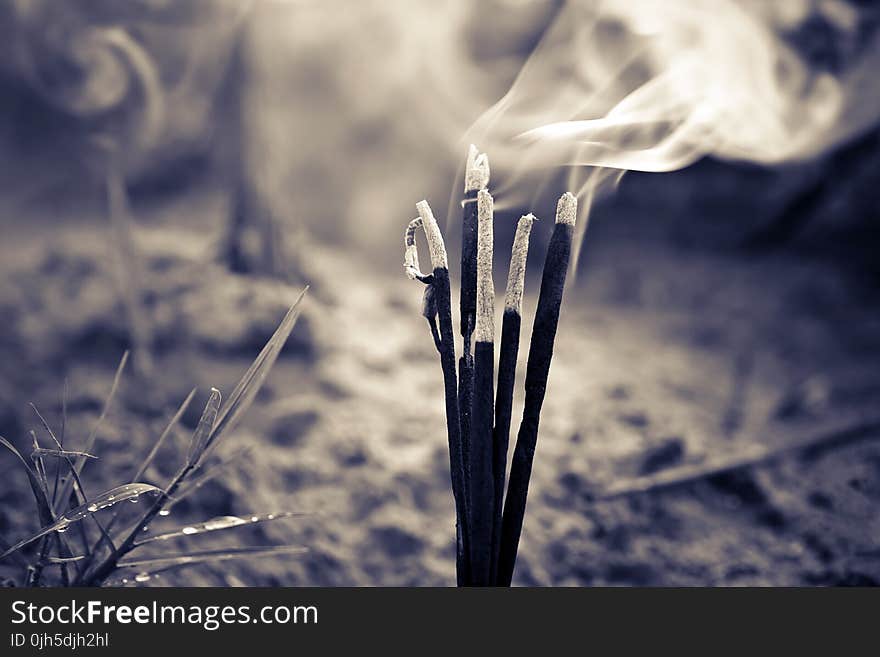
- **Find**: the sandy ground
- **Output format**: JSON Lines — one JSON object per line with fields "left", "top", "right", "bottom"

{"left": 1, "top": 181, "right": 878, "bottom": 587}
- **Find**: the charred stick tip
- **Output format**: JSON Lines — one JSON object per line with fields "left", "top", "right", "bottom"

{"left": 504, "top": 214, "right": 536, "bottom": 313}
{"left": 476, "top": 190, "right": 495, "bottom": 344}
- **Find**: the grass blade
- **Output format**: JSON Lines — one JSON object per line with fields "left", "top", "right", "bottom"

{"left": 29, "top": 431, "right": 50, "bottom": 495}
{"left": 55, "top": 351, "right": 129, "bottom": 509}
{"left": 187, "top": 388, "right": 221, "bottom": 467}
{"left": 43, "top": 555, "right": 87, "bottom": 564}
{"left": 108, "top": 545, "right": 308, "bottom": 585}
{"left": 30, "top": 402, "right": 68, "bottom": 510}
{"left": 31, "top": 448, "right": 98, "bottom": 460}
{"left": 132, "top": 388, "right": 196, "bottom": 484}
{"left": 0, "top": 436, "right": 55, "bottom": 527}
{"left": 163, "top": 449, "right": 250, "bottom": 512}
{"left": 90, "top": 387, "right": 200, "bottom": 561}
{"left": 0, "top": 535, "right": 28, "bottom": 567}
{"left": 56, "top": 379, "right": 68, "bottom": 502}
{"left": 134, "top": 511, "right": 309, "bottom": 547}
{"left": 31, "top": 410, "right": 117, "bottom": 558}
{"left": 78, "top": 351, "right": 129, "bottom": 473}
{"left": 198, "top": 287, "right": 308, "bottom": 465}
{"left": 117, "top": 545, "right": 309, "bottom": 571}
{"left": 0, "top": 483, "right": 161, "bottom": 560}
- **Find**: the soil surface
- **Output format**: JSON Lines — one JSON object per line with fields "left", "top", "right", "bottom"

{"left": 1, "top": 179, "right": 878, "bottom": 587}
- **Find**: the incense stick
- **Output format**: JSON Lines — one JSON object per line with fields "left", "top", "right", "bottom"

{"left": 458, "top": 146, "right": 490, "bottom": 575}
{"left": 490, "top": 213, "right": 535, "bottom": 584}
{"left": 409, "top": 201, "right": 469, "bottom": 584}
{"left": 497, "top": 193, "right": 577, "bottom": 586}
{"left": 461, "top": 144, "right": 490, "bottom": 340}
{"left": 405, "top": 167, "right": 577, "bottom": 586}
{"left": 469, "top": 189, "right": 495, "bottom": 585}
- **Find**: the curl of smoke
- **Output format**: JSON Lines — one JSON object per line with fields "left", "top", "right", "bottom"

{"left": 462, "top": 0, "right": 880, "bottom": 267}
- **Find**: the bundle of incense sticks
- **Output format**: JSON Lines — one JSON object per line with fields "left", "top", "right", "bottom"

{"left": 404, "top": 146, "right": 577, "bottom": 586}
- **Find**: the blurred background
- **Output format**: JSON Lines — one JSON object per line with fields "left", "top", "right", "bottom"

{"left": 1, "top": 0, "right": 879, "bottom": 586}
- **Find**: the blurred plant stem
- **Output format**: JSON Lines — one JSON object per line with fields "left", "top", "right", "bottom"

{"left": 105, "top": 144, "right": 154, "bottom": 378}
{"left": 219, "top": 20, "right": 286, "bottom": 280}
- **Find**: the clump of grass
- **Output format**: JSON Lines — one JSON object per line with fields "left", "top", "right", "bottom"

{"left": 0, "top": 287, "right": 309, "bottom": 587}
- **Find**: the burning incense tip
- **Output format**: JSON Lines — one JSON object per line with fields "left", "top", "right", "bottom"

{"left": 415, "top": 200, "right": 449, "bottom": 271}
{"left": 504, "top": 214, "right": 536, "bottom": 313}
{"left": 465, "top": 144, "right": 490, "bottom": 193}
{"left": 556, "top": 192, "right": 578, "bottom": 226}
{"left": 404, "top": 217, "right": 427, "bottom": 281}
{"left": 475, "top": 190, "right": 495, "bottom": 344}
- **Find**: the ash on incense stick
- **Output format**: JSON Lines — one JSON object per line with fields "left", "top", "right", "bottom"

{"left": 403, "top": 146, "right": 576, "bottom": 586}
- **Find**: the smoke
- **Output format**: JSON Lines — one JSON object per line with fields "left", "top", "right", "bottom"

{"left": 4, "top": 0, "right": 878, "bottom": 266}
{"left": 463, "top": 0, "right": 880, "bottom": 266}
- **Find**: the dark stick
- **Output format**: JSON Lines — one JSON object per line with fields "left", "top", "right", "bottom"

{"left": 490, "top": 214, "right": 535, "bottom": 585}
{"left": 458, "top": 146, "right": 489, "bottom": 584}
{"left": 409, "top": 202, "right": 469, "bottom": 584}
{"left": 456, "top": 354, "right": 473, "bottom": 571}
{"left": 469, "top": 189, "right": 495, "bottom": 585}
{"left": 497, "top": 193, "right": 577, "bottom": 586}
{"left": 460, "top": 144, "right": 489, "bottom": 342}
